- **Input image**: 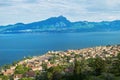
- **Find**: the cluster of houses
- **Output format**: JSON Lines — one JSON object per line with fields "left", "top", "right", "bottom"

{"left": 0, "top": 45, "right": 120, "bottom": 80}
{"left": 66, "top": 45, "right": 120, "bottom": 59}
{"left": 0, "top": 65, "right": 36, "bottom": 80}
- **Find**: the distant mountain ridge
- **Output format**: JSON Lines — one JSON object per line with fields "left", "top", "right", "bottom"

{"left": 0, "top": 16, "right": 120, "bottom": 33}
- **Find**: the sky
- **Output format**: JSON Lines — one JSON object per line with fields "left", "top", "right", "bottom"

{"left": 0, "top": 0, "right": 120, "bottom": 25}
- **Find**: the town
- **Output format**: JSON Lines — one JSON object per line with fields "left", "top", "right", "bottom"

{"left": 0, "top": 45, "right": 120, "bottom": 80}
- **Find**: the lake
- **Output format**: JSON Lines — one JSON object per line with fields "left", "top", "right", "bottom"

{"left": 0, "top": 32, "right": 120, "bottom": 66}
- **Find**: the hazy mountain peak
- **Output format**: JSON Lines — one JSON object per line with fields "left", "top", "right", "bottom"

{"left": 57, "top": 15, "right": 66, "bottom": 19}
{"left": 45, "top": 15, "right": 69, "bottom": 22}
{"left": 0, "top": 16, "right": 120, "bottom": 33}
{"left": 15, "top": 23, "right": 24, "bottom": 25}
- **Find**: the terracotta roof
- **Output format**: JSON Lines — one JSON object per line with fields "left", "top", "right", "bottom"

{"left": 25, "top": 71, "right": 36, "bottom": 77}
{"left": 14, "top": 74, "right": 23, "bottom": 78}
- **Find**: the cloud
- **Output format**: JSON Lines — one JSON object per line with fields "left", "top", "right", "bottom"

{"left": 0, "top": 0, "right": 120, "bottom": 25}
{"left": 85, "top": 0, "right": 120, "bottom": 12}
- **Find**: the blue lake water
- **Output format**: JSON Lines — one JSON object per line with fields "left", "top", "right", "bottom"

{"left": 0, "top": 32, "right": 120, "bottom": 66}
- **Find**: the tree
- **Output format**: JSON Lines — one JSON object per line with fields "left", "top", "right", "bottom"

{"left": 15, "top": 65, "right": 31, "bottom": 74}
{"left": 110, "top": 59, "right": 120, "bottom": 76}
{"left": 12, "top": 61, "right": 18, "bottom": 66}
{"left": 73, "top": 58, "right": 87, "bottom": 80}
{"left": 99, "top": 73, "right": 115, "bottom": 80}
{"left": 41, "top": 62, "right": 47, "bottom": 71}
{"left": 88, "top": 57, "right": 106, "bottom": 76}
{"left": 2, "top": 64, "right": 11, "bottom": 69}
{"left": 47, "top": 65, "right": 64, "bottom": 80}
{"left": 19, "top": 77, "right": 35, "bottom": 80}
{"left": 117, "top": 53, "right": 120, "bottom": 60}
{"left": 0, "top": 75, "right": 9, "bottom": 80}
{"left": 35, "top": 72, "right": 48, "bottom": 80}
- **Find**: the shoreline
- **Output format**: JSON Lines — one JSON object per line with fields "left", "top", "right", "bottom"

{"left": 1, "top": 45, "right": 120, "bottom": 79}
{"left": 0, "top": 44, "right": 120, "bottom": 67}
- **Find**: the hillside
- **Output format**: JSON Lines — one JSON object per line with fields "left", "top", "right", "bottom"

{"left": 0, "top": 16, "right": 120, "bottom": 33}
{"left": 1, "top": 45, "right": 120, "bottom": 80}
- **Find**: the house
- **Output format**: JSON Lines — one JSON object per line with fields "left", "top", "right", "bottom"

{"left": 10, "top": 66, "right": 16, "bottom": 70}
{"left": 3, "top": 69, "right": 14, "bottom": 76}
{"left": 32, "top": 66, "right": 42, "bottom": 71}
{"left": 13, "top": 74, "right": 23, "bottom": 80}
{"left": 25, "top": 71, "right": 36, "bottom": 78}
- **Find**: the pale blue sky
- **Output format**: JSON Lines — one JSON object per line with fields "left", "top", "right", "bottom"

{"left": 0, "top": 0, "right": 120, "bottom": 25}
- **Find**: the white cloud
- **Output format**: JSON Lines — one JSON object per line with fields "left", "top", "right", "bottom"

{"left": 0, "top": 0, "right": 120, "bottom": 25}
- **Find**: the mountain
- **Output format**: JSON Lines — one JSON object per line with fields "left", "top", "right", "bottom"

{"left": 0, "top": 16, "right": 120, "bottom": 33}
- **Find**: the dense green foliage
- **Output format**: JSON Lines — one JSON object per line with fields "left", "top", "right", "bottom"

{"left": 15, "top": 65, "right": 31, "bottom": 74}
{"left": 0, "top": 75, "right": 9, "bottom": 80}
{"left": 1, "top": 53, "right": 120, "bottom": 80}
{"left": 19, "top": 77, "right": 35, "bottom": 80}
{"left": 35, "top": 53, "right": 120, "bottom": 80}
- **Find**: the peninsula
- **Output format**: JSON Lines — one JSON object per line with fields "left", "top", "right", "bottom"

{"left": 1, "top": 45, "right": 120, "bottom": 80}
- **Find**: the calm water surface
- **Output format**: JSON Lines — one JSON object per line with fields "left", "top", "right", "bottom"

{"left": 0, "top": 32, "right": 120, "bottom": 66}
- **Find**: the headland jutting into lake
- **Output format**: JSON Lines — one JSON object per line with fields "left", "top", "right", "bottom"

{"left": 1, "top": 45, "right": 120, "bottom": 80}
